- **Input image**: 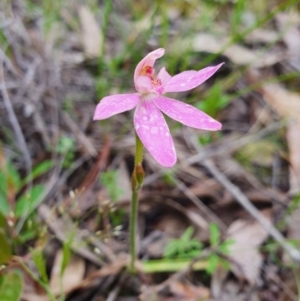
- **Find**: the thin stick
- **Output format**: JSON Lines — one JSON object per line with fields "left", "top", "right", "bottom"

{"left": 144, "top": 121, "right": 284, "bottom": 186}
{"left": 0, "top": 60, "right": 32, "bottom": 174}
{"left": 105, "top": 272, "right": 127, "bottom": 301}
{"left": 188, "top": 130, "right": 300, "bottom": 261}
{"left": 173, "top": 177, "right": 227, "bottom": 232}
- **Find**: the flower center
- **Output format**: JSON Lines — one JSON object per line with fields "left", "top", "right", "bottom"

{"left": 140, "top": 65, "right": 163, "bottom": 94}
{"left": 140, "top": 66, "right": 154, "bottom": 78}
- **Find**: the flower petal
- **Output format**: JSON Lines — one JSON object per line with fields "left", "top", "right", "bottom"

{"left": 134, "top": 48, "right": 165, "bottom": 86}
{"left": 134, "top": 96, "right": 176, "bottom": 167}
{"left": 157, "top": 67, "right": 172, "bottom": 86}
{"left": 164, "top": 63, "right": 224, "bottom": 93}
{"left": 134, "top": 76, "right": 153, "bottom": 94}
{"left": 93, "top": 94, "right": 140, "bottom": 120}
{"left": 152, "top": 95, "right": 222, "bottom": 131}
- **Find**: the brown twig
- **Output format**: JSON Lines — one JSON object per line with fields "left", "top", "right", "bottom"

{"left": 62, "top": 111, "right": 98, "bottom": 157}
{"left": 144, "top": 121, "right": 284, "bottom": 186}
{"left": 188, "top": 131, "right": 300, "bottom": 262}
{"left": 38, "top": 204, "right": 104, "bottom": 266}
{"left": 173, "top": 177, "right": 227, "bottom": 232}
{"left": 0, "top": 59, "right": 32, "bottom": 174}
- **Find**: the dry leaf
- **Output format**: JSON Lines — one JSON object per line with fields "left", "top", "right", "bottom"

{"left": 245, "top": 28, "right": 278, "bottom": 44}
{"left": 287, "top": 122, "right": 300, "bottom": 193}
{"left": 192, "top": 33, "right": 283, "bottom": 67}
{"left": 169, "top": 281, "right": 210, "bottom": 300}
{"left": 22, "top": 294, "right": 50, "bottom": 301}
{"left": 260, "top": 83, "right": 300, "bottom": 121}
{"left": 276, "top": 12, "right": 300, "bottom": 69}
{"left": 227, "top": 214, "right": 270, "bottom": 285}
{"left": 259, "top": 82, "right": 300, "bottom": 192}
{"left": 38, "top": 204, "right": 102, "bottom": 266}
{"left": 49, "top": 249, "right": 85, "bottom": 295}
{"left": 78, "top": 6, "right": 102, "bottom": 58}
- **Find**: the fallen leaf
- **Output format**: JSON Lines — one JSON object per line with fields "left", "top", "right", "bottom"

{"left": 169, "top": 280, "right": 210, "bottom": 300}
{"left": 276, "top": 12, "right": 300, "bottom": 69}
{"left": 245, "top": 28, "right": 279, "bottom": 44}
{"left": 78, "top": 6, "right": 102, "bottom": 58}
{"left": 49, "top": 250, "right": 85, "bottom": 295}
{"left": 259, "top": 82, "right": 300, "bottom": 192}
{"left": 226, "top": 213, "right": 270, "bottom": 285}
{"left": 71, "top": 255, "right": 128, "bottom": 291}
{"left": 38, "top": 205, "right": 102, "bottom": 266}
{"left": 192, "top": 33, "right": 283, "bottom": 67}
{"left": 22, "top": 293, "right": 49, "bottom": 301}
{"left": 260, "top": 83, "right": 300, "bottom": 121}
{"left": 287, "top": 122, "right": 300, "bottom": 193}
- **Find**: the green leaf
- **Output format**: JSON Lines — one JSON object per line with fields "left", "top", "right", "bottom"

{"left": 0, "top": 270, "right": 23, "bottom": 301}
{"left": 0, "top": 212, "right": 6, "bottom": 228}
{"left": 100, "top": 170, "right": 123, "bottom": 202}
{"left": 22, "top": 160, "right": 54, "bottom": 185}
{"left": 164, "top": 227, "right": 203, "bottom": 259}
{"left": 0, "top": 161, "right": 21, "bottom": 202}
{"left": 61, "top": 232, "right": 75, "bottom": 276}
{"left": 164, "top": 240, "right": 179, "bottom": 258}
{"left": 0, "top": 170, "right": 7, "bottom": 195}
{"left": 0, "top": 192, "right": 10, "bottom": 216}
{"left": 15, "top": 185, "right": 45, "bottom": 218}
{"left": 218, "top": 239, "right": 235, "bottom": 254}
{"left": 6, "top": 162, "right": 21, "bottom": 192}
{"left": 209, "top": 223, "right": 220, "bottom": 246}
{"left": 18, "top": 229, "right": 37, "bottom": 243}
{"left": 196, "top": 83, "right": 230, "bottom": 117}
{"left": 141, "top": 259, "right": 208, "bottom": 273}
{"left": 56, "top": 135, "right": 75, "bottom": 154}
{"left": 31, "top": 249, "right": 48, "bottom": 283}
{"left": 219, "top": 257, "right": 231, "bottom": 270}
{"left": 206, "top": 253, "right": 219, "bottom": 274}
{"left": 287, "top": 193, "right": 300, "bottom": 215}
{"left": 188, "top": 240, "right": 203, "bottom": 249}
{"left": 181, "top": 227, "right": 194, "bottom": 242}
{"left": 162, "top": 170, "right": 176, "bottom": 185}
{"left": 0, "top": 229, "right": 12, "bottom": 265}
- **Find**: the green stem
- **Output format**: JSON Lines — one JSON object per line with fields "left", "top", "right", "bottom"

{"left": 129, "top": 134, "right": 144, "bottom": 273}
{"left": 129, "top": 189, "right": 139, "bottom": 272}
{"left": 18, "top": 259, "right": 57, "bottom": 301}
{"left": 134, "top": 133, "right": 144, "bottom": 166}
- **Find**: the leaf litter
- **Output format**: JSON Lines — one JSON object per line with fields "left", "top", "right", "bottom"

{"left": 0, "top": 1, "right": 300, "bottom": 300}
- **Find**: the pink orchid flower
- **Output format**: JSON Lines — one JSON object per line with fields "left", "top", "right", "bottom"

{"left": 93, "top": 48, "right": 223, "bottom": 167}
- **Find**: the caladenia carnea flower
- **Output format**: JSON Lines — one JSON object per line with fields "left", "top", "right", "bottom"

{"left": 94, "top": 48, "right": 223, "bottom": 167}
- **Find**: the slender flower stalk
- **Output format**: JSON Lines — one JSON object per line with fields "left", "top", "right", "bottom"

{"left": 93, "top": 48, "right": 223, "bottom": 272}
{"left": 129, "top": 134, "right": 144, "bottom": 272}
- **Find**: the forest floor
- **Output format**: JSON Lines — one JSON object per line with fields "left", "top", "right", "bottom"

{"left": 1, "top": 0, "right": 300, "bottom": 300}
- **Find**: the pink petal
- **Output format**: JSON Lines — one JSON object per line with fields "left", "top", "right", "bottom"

{"left": 157, "top": 67, "right": 172, "bottom": 86}
{"left": 134, "top": 48, "right": 165, "bottom": 87}
{"left": 134, "top": 76, "right": 153, "bottom": 94}
{"left": 134, "top": 96, "right": 176, "bottom": 167}
{"left": 164, "top": 63, "right": 224, "bottom": 93}
{"left": 93, "top": 93, "right": 140, "bottom": 120}
{"left": 152, "top": 95, "right": 222, "bottom": 131}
